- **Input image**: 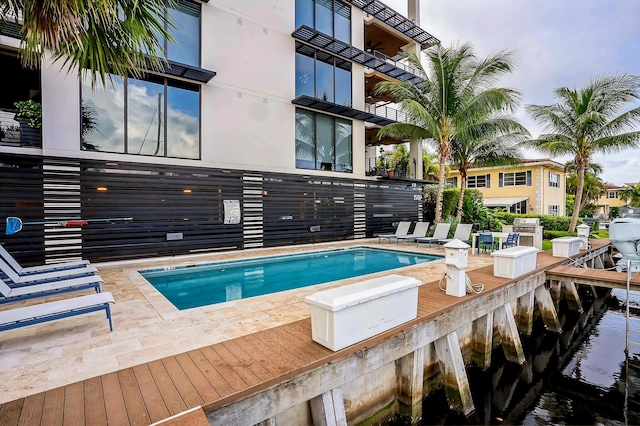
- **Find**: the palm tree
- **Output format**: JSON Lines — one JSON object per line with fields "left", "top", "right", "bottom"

{"left": 2, "top": 0, "right": 171, "bottom": 87}
{"left": 450, "top": 119, "right": 528, "bottom": 221}
{"left": 375, "top": 43, "right": 522, "bottom": 224}
{"left": 525, "top": 74, "right": 640, "bottom": 232}
{"left": 566, "top": 170, "right": 605, "bottom": 215}
{"left": 422, "top": 149, "right": 449, "bottom": 181}
{"left": 621, "top": 184, "right": 640, "bottom": 207}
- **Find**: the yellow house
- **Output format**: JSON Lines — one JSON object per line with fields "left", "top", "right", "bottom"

{"left": 448, "top": 158, "right": 566, "bottom": 216}
{"left": 596, "top": 184, "right": 628, "bottom": 219}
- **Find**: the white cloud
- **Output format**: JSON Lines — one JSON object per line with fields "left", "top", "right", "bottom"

{"left": 382, "top": 0, "right": 640, "bottom": 185}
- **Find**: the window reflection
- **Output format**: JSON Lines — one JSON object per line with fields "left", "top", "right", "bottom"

{"left": 295, "top": 43, "right": 351, "bottom": 105}
{"left": 167, "top": 83, "right": 199, "bottom": 159}
{"left": 295, "top": 0, "right": 314, "bottom": 28}
{"left": 295, "top": 108, "right": 352, "bottom": 173}
{"left": 81, "top": 74, "right": 125, "bottom": 153}
{"left": 167, "top": 1, "right": 200, "bottom": 66}
{"left": 128, "top": 78, "right": 165, "bottom": 156}
{"left": 316, "top": 114, "right": 334, "bottom": 170}
{"left": 295, "top": 52, "right": 315, "bottom": 97}
{"left": 81, "top": 72, "right": 200, "bottom": 159}
{"left": 315, "top": 57, "right": 334, "bottom": 102}
{"left": 295, "top": 109, "right": 315, "bottom": 170}
{"left": 296, "top": 0, "right": 351, "bottom": 44}
{"left": 335, "top": 119, "right": 352, "bottom": 172}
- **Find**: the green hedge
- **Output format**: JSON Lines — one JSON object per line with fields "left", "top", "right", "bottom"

{"left": 544, "top": 230, "right": 575, "bottom": 239}
{"left": 493, "top": 212, "right": 581, "bottom": 232}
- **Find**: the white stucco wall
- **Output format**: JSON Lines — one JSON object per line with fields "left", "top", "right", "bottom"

{"left": 28, "top": 0, "right": 414, "bottom": 179}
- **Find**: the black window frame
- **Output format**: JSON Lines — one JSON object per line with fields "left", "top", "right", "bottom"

{"left": 295, "top": 108, "right": 353, "bottom": 173}
{"left": 295, "top": 42, "right": 352, "bottom": 107}
{"left": 296, "top": 0, "right": 352, "bottom": 44}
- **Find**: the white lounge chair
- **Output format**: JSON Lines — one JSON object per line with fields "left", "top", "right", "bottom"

{"left": 0, "top": 292, "right": 115, "bottom": 332}
{"left": 0, "top": 275, "right": 102, "bottom": 304}
{"left": 378, "top": 221, "right": 412, "bottom": 243}
{"left": 437, "top": 223, "right": 474, "bottom": 248}
{"left": 0, "top": 258, "right": 98, "bottom": 285}
{"left": 396, "top": 222, "right": 431, "bottom": 244}
{"left": 0, "top": 244, "right": 90, "bottom": 275}
{"left": 416, "top": 223, "right": 452, "bottom": 248}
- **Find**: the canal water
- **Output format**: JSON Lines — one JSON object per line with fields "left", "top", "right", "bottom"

{"left": 418, "top": 287, "right": 640, "bottom": 425}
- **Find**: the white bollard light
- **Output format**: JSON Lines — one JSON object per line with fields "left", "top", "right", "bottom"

{"left": 443, "top": 239, "right": 470, "bottom": 297}
{"left": 577, "top": 223, "right": 590, "bottom": 249}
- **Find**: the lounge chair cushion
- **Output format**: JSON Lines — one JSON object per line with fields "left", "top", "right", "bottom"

{"left": 0, "top": 292, "right": 115, "bottom": 332}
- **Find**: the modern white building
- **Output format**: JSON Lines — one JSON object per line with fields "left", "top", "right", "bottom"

{"left": 0, "top": 0, "right": 438, "bottom": 263}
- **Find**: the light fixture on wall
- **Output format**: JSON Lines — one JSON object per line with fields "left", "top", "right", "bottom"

{"left": 97, "top": 186, "right": 108, "bottom": 191}
{"left": 183, "top": 189, "right": 192, "bottom": 194}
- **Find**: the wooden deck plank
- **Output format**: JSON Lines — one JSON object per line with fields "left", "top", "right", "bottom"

{"left": 0, "top": 399, "right": 24, "bottom": 426}
{"left": 117, "top": 368, "right": 150, "bottom": 425}
{"left": 132, "top": 364, "right": 170, "bottom": 423}
{"left": 263, "top": 328, "right": 317, "bottom": 365}
{"left": 210, "top": 343, "right": 262, "bottom": 387}
{"left": 235, "top": 335, "right": 291, "bottom": 376}
{"left": 274, "top": 324, "right": 333, "bottom": 360}
{"left": 16, "top": 392, "right": 44, "bottom": 426}
{"left": 200, "top": 346, "right": 251, "bottom": 391}
{"left": 83, "top": 377, "right": 107, "bottom": 426}
{"left": 101, "top": 372, "right": 129, "bottom": 426}
{"left": 184, "top": 349, "right": 233, "bottom": 398}
{"left": 174, "top": 353, "right": 221, "bottom": 402}
{"left": 147, "top": 360, "right": 188, "bottom": 416}
{"left": 41, "top": 388, "right": 64, "bottom": 426}
{"left": 161, "top": 357, "right": 205, "bottom": 408}
{"left": 61, "top": 382, "right": 84, "bottom": 426}
{"left": 153, "top": 406, "right": 209, "bottom": 426}
{"left": 250, "top": 331, "right": 307, "bottom": 369}
{"left": 220, "top": 340, "right": 273, "bottom": 382}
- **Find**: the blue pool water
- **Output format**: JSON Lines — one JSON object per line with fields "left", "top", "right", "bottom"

{"left": 140, "top": 247, "right": 442, "bottom": 310}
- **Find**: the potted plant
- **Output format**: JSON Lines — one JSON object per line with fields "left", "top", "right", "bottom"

{"left": 14, "top": 100, "right": 42, "bottom": 146}
{"left": 14, "top": 100, "right": 42, "bottom": 129}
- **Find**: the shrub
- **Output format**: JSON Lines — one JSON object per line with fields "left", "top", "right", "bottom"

{"left": 442, "top": 187, "right": 460, "bottom": 219}
{"left": 610, "top": 206, "right": 620, "bottom": 219}
{"left": 14, "top": 100, "right": 42, "bottom": 129}
{"left": 493, "top": 212, "right": 579, "bottom": 232}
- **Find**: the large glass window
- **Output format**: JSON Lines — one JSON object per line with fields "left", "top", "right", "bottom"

{"left": 549, "top": 172, "right": 560, "bottom": 188}
{"left": 295, "top": 108, "right": 352, "bottom": 173}
{"left": 295, "top": 43, "right": 351, "bottom": 106}
{"left": 81, "top": 73, "right": 200, "bottom": 159}
{"left": 295, "top": 0, "right": 351, "bottom": 44}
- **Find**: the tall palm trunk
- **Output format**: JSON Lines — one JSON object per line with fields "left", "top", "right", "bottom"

{"left": 435, "top": 156, "right": 447, "bottom": 224}
{"left": 456, "top": 169, "right": 467, "bottom": 222}
{"left": 569, "top": 162, "right": 586, "bottom": 233}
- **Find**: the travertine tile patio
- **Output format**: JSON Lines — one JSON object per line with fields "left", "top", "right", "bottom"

{"left": 0, "top": 239, "right": 494, "bottom": 404}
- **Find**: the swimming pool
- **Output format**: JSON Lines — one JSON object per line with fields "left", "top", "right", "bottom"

{"left": 140, "top": 247, "right": 442, "bottom": 310}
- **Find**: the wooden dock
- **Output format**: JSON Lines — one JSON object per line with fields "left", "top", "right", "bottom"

{"left": 0, "top": 240, "right": 614, "bottom": 425}
{"left": 547, "top": 264, "right": 640, "bottom": 290}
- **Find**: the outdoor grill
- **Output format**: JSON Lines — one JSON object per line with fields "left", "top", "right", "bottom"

{"left": 504, "top": 217, "right": 543, "bottom": 250}
{"left": 512, "top": 217, "right": 540, "bottom": 234}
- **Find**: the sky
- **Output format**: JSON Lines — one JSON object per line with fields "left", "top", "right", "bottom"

{"left": 382, "top": 0, "right": 640, "bottom": 186}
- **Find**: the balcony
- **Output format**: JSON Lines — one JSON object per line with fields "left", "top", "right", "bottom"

{"left": 0, "top": 109, "right": 41, "bottom": 148}
{"left": 364, "top": 103, "right": 408, "bottom": 124}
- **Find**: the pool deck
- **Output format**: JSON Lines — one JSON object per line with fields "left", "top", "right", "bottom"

{"left": 0, "top": 239, "right": 610, "bottom": 424}
{"left": 0, "top": 239, "right": 477, "bottom": 406}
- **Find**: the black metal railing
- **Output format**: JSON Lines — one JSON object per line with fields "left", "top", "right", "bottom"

{"left": 0, "top": 109, "right": 42, "bottom": 148}
{"left": 365, "top": 157, "right": 410, "bottom": 179}
{"left": 364, "top": 103, "right": 408, "bottom": 124}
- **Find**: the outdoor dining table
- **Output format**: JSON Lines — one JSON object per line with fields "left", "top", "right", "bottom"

{"left": 471, "top": 232, "right": 510, "bottom": 255}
